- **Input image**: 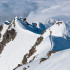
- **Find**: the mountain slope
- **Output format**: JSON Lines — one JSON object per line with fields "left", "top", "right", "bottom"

{"left": 15, "top": 19, "right": 70, "bottom": 70}
{"left": 0, "top": 17, "right": 70, "bottom": 70}
{"left": 16, "top": 49, "right": 70, "bottom": 70}
{"left": 0, "top": 17, "right": 40, "bottom": 70}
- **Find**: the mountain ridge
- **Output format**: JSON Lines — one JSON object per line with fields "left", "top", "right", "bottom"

{"left": 0, "top": 17, "right": 70, "bottom": 70}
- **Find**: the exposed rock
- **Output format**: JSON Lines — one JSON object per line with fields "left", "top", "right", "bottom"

{"left": 28, "top": 36, "right": 43, "bottom": 57}
{"left": 23, "top": 18, "right": 26, "bottom": 21}
{"left": 12, "top": 21, "right": 16, "bottom": 27}
{"left": 33, "top": 23, "right": 37, "bottom": 27}
{"left": 0, "top": 44, "right": 4, "bottom": 53}
{"left": 56, "top": 22, "right": 62, "bottom": 26}
{"left": 8, "top": 19, "right": 15, "bottom": 29}
{"left": 47, "top": 51, "right": 57, "bottom": 59}
{"left": 13, "top": 64, "right": 22, "bottom": 70}
{"left": 28, "top": 47, "right": 36, "bottom": 58}
{"left": 27, "top": 66, "right": 30, "bottom": 68}
{"left": 0, "top": 29, "right": 16, "bottom": 54}
{"left": 22, "top": 55, "right": 27, "bottom": 64}
{"left": 8, "top": 24, "right": 12, "bottom": 29}
{"left": 40, "top": 58, "right": 47, "bottom": 63}
{"left": 0, "top": 25, "right": 3, "bottom": 32}
{"left": 40, "top": 51, "right": 57, "bottom": 63}
{"left": 22, "top": 36, "right": 43, "bottom": 65}
{"left": 0, "top": 33, "right": 1, "bottom": 38}
{"left": 34, "top": 36, "right": 43, "bottom": 46}
{"left": 26, "top": 22, "right": 29, "bottom": 26}
{"left": 3, "top": 29, "right": 16, "bottom": 42}
{"left": 23, "top": 67, "right": 27, "bottom": 70}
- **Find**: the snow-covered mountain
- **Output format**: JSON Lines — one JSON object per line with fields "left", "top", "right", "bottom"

{"left": 0, "top": 17, "right": 70, "bottom": 70}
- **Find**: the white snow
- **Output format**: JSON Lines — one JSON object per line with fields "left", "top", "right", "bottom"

{"left": 0, "top": 17, "right": 70, "bottom": 70}
{"left": 15, "top": 20, "right": 70, "bottom": 70}
{"left": 16, "top": 49, "right": 70, "bottom": 70}
{"left": 43, "top": 22, "right": 66, "bottom": 38}
{"left": 0, "top": 18, "right": 40, "bottom": 70}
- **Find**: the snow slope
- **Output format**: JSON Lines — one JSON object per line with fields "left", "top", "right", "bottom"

{"left": 0, "top": 17, "right": 70, "bottom": 70}
{"left": 16, "top": 20, "right": 70, "bottom": 70}
{"left": 16, "top": 18, "right": 45, "bottom": 34}
{"left": 16, "top": 49, "right": 70, "bottom": 70}
{"left": 0, "top": 18, "right": 40, "bottom": 70}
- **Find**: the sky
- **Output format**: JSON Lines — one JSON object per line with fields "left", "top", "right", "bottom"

{"left": 0, "top": 0, "right": 70, "bottom": 24}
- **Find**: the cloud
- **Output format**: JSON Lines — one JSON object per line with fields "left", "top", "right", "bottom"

{"left": 0, "top": 0, "right": 70, "bottom": 24}
{"left": 0, "top": 0, "right": 38, "bottom": 24}
{"left": 27, "top": 0, "right": 70, "bottom": 23}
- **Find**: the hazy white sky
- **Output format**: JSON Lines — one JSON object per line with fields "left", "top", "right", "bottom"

{"left": 0, "top": 0, "right": 70, "bottom": 24}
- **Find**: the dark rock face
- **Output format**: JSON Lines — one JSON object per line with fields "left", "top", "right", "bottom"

{"left": 56, "top": 22, "right": 62, "bottom": 26}
{"left": 47, "top": 51, "right": 57, "bottom": 59}
{"left": 4, "top": 29, "right": 16, "bottom": 42}
{"left": 8, "top": 19, "right": 15, "bottom": 29}
{"left": 0, "top": 25, "right": 3, "bottom": 32}
{"left": 28, "top": 47, "right": 36, "bottom": 58}
{"left": 23, "top": 67, "right": 27, "bottom": 70}
{"left": 22, "top": 55, "right": 27, "bottom": 64}
{"left": 0, "top": 29, "right": 16, "bottom": 54}
{"left": 22, "top": 36, "right": 43, "bottom": 65}
{"left": 13, "top": 64, "right": 22, "bottom": 70}
{"left": 0, "top": 33, "right": 1, "bottom": 38}
{"left": 0, "top": 25, "right": 3, "bottom": 38}
{"left": 35, "top": 36, "right": 43, "bottom": 46}
{"left": 40, "top": 58, "right": 47, "bottom": 63}
{"left": 27, "top": 36, "right": 43, "bottom": 58}
{"left": 40, "top": 51, "right": 57, "bottom": 63}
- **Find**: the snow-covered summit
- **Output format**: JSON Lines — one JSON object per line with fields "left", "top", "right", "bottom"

{"left": 0, "top": 17, "right": 70, "bottom": 70}
{"left": 9, "top": 17, "right": 46, "bottom": 34}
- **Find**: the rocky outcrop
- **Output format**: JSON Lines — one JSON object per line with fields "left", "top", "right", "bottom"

{"left": 0, "top": 28, "right": 16, "bottom": 54}
{"left": 56, "top": 22, "right": 62, "bottom": 26}
{"left": 8, "top": 19, "right": 15, "bottom": 29}
{"left": 23, "top": 67, "right": 27, "bottom": 70}
{"left": 28, "top": 47, "right": 36, "bottom": 58}
{"left": 31, "top": 36, "right": 43, "bottom": 49}
{"left": 47, "top": 51, "right": 57, "bottom": 59}
{"left": 22, "top": 55, "right": 27, "bottom": 64}
{"left": 0, "top": 33, "right": 1, "bottom": 38}
{"left": 0, "top": 25, "right": 3, "bottom": 38}
{"left": 28, "top": 36, "right": 43, "bottom": 58}
{"left": 3, "top": 29, "right": 16, "bottom": 42}
{"left": 29, "top": 36, "right": 43, "bottom": 57}
{"left": 22, "top": 36, "right": 43, "bottom": 65}
{"left": 13, "top": 64, "right": 22, "bottom": 70}
{"left": 0, "top": 25, "right": 3, "bottom": 32}
{"left": 40, "top": 58, "right": 47, "bottom": 63}
{"left": 40, "top": 51, "right": 57, "bottom": 63}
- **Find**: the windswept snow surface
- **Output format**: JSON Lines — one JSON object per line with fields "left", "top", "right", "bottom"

{"left": 0, "top": 18, "right": 40, "bottom": 70}
{"left": 16, "top": 49, "right": 70, "bottom": 70}
{"left": 43, "top": 22, "right": 66, "bottom": 38}
{"left": 0, "top": 17, "right": 70, "bottom": 70}
{"left": 16, "top": 21, "right": 70, "bottom": 70}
